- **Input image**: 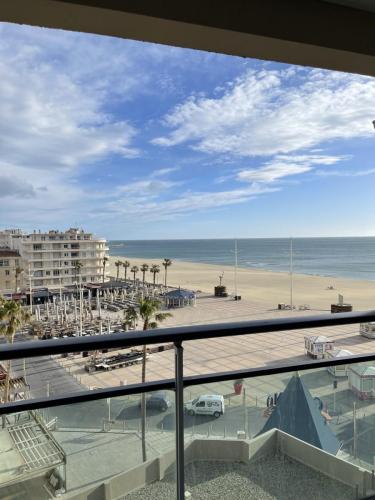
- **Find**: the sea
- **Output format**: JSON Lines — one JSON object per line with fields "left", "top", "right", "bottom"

{"left": 108, "top": 237, "right": 375, "bottom": 281}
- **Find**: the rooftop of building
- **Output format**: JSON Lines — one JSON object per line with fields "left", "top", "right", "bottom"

{"left": 125, "top": 455, "right": 353, "bottom": 500}
{"left": 349, "top": 364, "right": 375, "bottom": 377}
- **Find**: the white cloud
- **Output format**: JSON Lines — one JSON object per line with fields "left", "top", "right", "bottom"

{"left": 237, "top": 154, "right": 345, "bottom": 183}
{"left": 151, "top": 167, "right": 180, "bottom": 177}
{"left": 315, "top": 168, "right": 375, "bottom": 177}
{"left": 104, "top": 183, "right": 278, "bottom": 222}
{"left": 0, "top": 41, "right": 138, "bottom": 173}
{"left": 0, "top": 23, "right": 141, "bottom": 229}
{"left": 116, "top": 179, "right": 180, "bottom": 197}
{"left": 152, "top": 69, "right": 375, "bottom": 157}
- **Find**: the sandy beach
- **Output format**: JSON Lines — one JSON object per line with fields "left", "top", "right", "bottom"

{"left": 109, "top": 256, "right": 375, "bottom": 311}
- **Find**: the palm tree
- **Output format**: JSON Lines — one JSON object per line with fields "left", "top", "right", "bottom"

{"left": 140, "top": 264, "right": 149, "bottom": 285}
{"left": 131, "top": 265, "right": 139, "bottom": 284}
{"left": 127, "top": 298, "right": 172, "bottom": 462}
{"left": 123, "top": 306, "right": 138, "bottom": 331}
{"left": 162, "top": 258, "right": 172, "bottom": 288}
{"left": 73, "top": 261, "right": 83, "bottom": 280}
{"left": 115, "top": 260, "right": 122, "bottom": 280}
{"left": 150, "top": 264, "right": 160, "bottom": 286}
{"left": 15, "top": 267, "right": 23, "bottom": 293}
{"left": 0, "top": 298, "right": 30, "bottom": 409}
{"left": 123, "top": 260, "right": 130, "bottom": 282}
{"left": 102, "top": 256, "right": 109, "bottom": 283}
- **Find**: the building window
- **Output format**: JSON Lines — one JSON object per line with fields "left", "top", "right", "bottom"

{"left": 0, "top": 260, "right": 9, "bottom": 267}
{"left": 5, "top": 270, "right": 10, "bottom": 276}
{"left": 33, "top": 244, "right": 42, "bottom": 250}
{"left": 46, "top": 271, "right": 50, "bottom": 276}
{"left": 71, "top": 252, "right": 79, "bottom": 257}
{"left": 82, "top": 277, "right": 86, "bottom": 282}
{"left": 64, "top": 261, "right": 69, "bottom": 266}
{"left": 15, "top": 259, "right": 19, "bottom": 266}
{"left": 71, "top": 243, "right": 80, "bottom": 249}
{"left": 53, "top": 270, "right": 60, "bottom": 276}
{"left": 63, "top": 244, "right": 68, "bottom": 248}
{"left": 65, "top": 270, "right": 69, "bottom": 274}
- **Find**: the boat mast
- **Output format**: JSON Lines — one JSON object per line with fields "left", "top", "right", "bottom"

{"left": 234, "top": 239, "right": 238, "bottom": 298}
{"left": 290, "top": 237, "right": 293, "bottom": 310}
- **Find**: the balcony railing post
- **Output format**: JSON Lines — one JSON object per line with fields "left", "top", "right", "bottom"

{"left": 174, "top": 341, "right": 185, "bottom": 500}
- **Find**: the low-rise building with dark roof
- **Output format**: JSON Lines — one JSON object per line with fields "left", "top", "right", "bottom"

{"left": 165, "top": 288, "right": 196, "bottom": 308}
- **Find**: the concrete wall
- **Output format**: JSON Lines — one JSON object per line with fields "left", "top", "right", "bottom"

{"left": 66, "top": 431, "right": 375, "bottom": 499}
{"left": 277, "top": 430, "right": 373, "bottom": 498}
{"left": 66, "top": 438, "right": 252, "bottom": 500}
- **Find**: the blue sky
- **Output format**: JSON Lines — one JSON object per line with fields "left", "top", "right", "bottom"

{"left": 0, "top": 23, "right": 374, "bottom": 239}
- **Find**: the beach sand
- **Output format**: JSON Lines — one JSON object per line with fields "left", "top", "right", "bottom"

{"left": 60, "top": 257, "right": 375, "bottom": 390}
{"left": 109, "top": 255, "right": 375, "bottom": 311}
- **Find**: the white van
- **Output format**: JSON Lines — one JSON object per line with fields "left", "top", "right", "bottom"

{"left": 184, "top": 394, "right": 225, "bottom": 418}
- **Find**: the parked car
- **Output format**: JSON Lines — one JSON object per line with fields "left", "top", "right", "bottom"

{"left": 139, "top": 392, "right": 171, "bottom": 412}
{"left": 184, "top": 394, "right": 225, "bottom": 418}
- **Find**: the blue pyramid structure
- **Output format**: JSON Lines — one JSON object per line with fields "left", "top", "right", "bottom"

{"left": 258, "top": 374, "right": 340, "bottom": 455}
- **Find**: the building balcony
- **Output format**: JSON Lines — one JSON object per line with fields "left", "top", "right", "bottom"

{"left": 0, "top": 311, "right": 375, "bottom": 499}
{"left": 28, "top": 257, "right": 106, "bottom": 267}
{"left": 22, "top": 245, "right": 107, "bottom": 253}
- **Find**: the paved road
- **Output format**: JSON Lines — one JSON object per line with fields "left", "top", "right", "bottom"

{"left": 5, "top": 334, "right": 83, "bottom": 399}
{"left": 48, "top": 393, "right": 266, "bottom": 440}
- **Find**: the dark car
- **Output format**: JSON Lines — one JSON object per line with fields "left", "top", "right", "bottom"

{"left": 139, "top": 392, "right": 171, "bottom": 412}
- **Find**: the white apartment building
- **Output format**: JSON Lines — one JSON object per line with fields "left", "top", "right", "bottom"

{"left": 0, "top": 228, "right": 108, "bottom": 290}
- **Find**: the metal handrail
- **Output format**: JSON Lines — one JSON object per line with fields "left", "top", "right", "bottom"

{"left": 1, "top": 349, "right": 375, "bottom": 416}
{"left": 1, "top": 309, "right": 375, "bottom": 360}
{"left": 1, "top": 309, "right": 375, "bottom": 500}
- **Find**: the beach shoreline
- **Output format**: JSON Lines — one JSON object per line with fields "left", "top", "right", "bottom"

{"left": 109, "top": 255, "right": 375, "bottom": 311}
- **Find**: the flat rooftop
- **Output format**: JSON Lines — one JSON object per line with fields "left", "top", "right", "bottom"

{"left": 124, "top": 455, "right": 353, "bottom": 500}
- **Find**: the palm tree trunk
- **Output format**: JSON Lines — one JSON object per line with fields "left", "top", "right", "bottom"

{"left": 103, "top": 263, "right": 106, "bottom": 283}
{"left": 164, "top": 267, "right": 168, "bottom": 287}
{"left": 125, "top": 268, "right": 127, "bottom": 281}
{"left": 15, "top": 276, "right": 18, "bottom": 293}
{"left": 153, "top": 273, "right": 156, "bottom": 285}
{"left": 116, "top": 267, "right": 119, "bottom": 280}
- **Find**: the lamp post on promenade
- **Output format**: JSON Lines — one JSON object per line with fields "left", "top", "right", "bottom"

{"left": 290, "top": 237, "right": 294, "bottom": 310}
